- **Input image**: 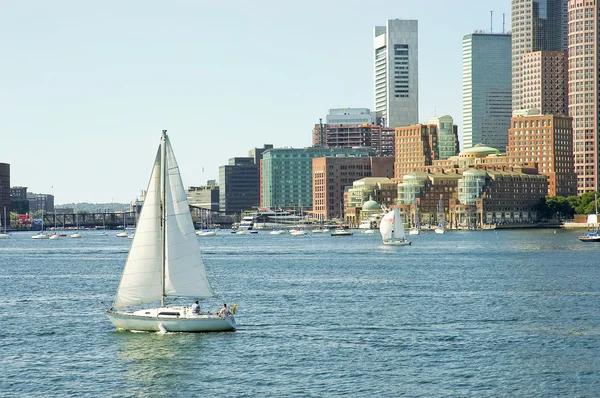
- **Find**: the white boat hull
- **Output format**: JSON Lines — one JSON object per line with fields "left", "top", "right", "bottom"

{"left": 383, "top": 239, "right": 411, "bottom": 246}
{"left": 0, "top": 233, "right": 9, "bottom": 239}
{"left": 196, "top": 231, "right": 216, "bottom": 236}
{"left": 435, "top": 228, "right": 445, "bottom": 234}
{"left": 107, "top": 308, "right": 236, "bottom": 332}
{"left": 408, "top": 228, "right": 420, "bottom": 235}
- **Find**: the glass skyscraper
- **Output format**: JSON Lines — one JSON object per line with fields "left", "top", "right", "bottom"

{"left": 462, "top": 33, "right": 512, "bottom": 150}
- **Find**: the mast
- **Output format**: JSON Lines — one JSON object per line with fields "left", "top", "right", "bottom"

{"left": 160, "top": 130, "right": 168, "bottom": 307}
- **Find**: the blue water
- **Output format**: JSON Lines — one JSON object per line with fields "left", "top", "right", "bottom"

{"left": 1, "top": 229, "right": 600, "bottom": 397}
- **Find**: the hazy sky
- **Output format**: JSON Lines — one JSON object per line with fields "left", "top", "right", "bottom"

{"left": 1, "top": 0, "right": 510, "bottom": 204}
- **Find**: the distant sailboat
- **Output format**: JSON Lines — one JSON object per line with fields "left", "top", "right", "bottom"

{"left": 409, "top": 197, "right": 420, "bottom": 235}
{"left": 106, "top": 130, "right": 236, "bottom": 333}
{"left": 380, "top": 207, "right": 411, "bottom": 246}
{"left": 435, "top": 195, "right": 446, "bottom": 235}
{"left": 0, "top": 207, "right": 10, "bottom": 239}
{"left": 32, "top": 208, "right": 49, "bottom": 239}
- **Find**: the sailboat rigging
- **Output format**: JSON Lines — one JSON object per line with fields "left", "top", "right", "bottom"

{"left": 106, "top": 130, "right": 236, "bottom": 332}
{"left": 409, "top": 197, "right": 420, "bottom": 235}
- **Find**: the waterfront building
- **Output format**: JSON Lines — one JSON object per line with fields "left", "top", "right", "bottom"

{"left": 10, "top": 186, "right": 28, "bottom": 214}
{"left": 397, "top": 171, "right": 462, "bottom": 228}
{"left": 568, "top": 0, "right": 600, "bottom": 194}
{"left": 219, "top": 157, "right": 259, "bottom": 215}
{"left": 27, "top": 193, "right": 54, "bottom": 213}
{"left": 426, "top": 115, "right": 460, "bottom": 160}
{"left": 507, "top": 112, "right": 576, "bottom": 196}
{"left": 397, "top": 166, "right": 547, "bottom": 229}
{"left": 374, "top": 19, "right": 418, "bottom": 128}
{"left": 521, "top": 51, "right": 568, "bottom": 116}
{"left": 345, "top": 177, "right": 398, "bottom": 228}
{"left": 394, "top": 123, "right": 439, "bottom": 179}
{"left": 187, "top": 181, "right": 220, "bottom": 212}
{"left": 512, "top": 0, "right": 567, "bottom": 112}
{"left": 462, "top": 33, "right": 512, "bottom": 149}
{"left": 0, "top": 163, "right": 10, "bottom": 213}
{"left": 261, "top": 147, "right": 374, "bottom": 209}
{"left": 312, "top": 158, "right": 394, "bottom": 221}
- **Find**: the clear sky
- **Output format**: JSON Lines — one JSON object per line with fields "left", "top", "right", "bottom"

{"left": 1, "top": 0, "right": 510, "bottom": 204}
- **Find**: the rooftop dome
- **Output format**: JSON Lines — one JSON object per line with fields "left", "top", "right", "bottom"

{"left": 362, "top": 197, "right": 380, "bottom": 211}
{"left": 459, "top": 144, "right": 500, "bottom": 158}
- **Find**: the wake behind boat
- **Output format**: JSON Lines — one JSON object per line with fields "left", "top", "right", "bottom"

{"left": 106, "top": 130, "right": 236, "bottom": 333}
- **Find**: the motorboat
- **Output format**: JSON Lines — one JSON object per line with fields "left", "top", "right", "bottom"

{"left": 579, "top": 230, "right": 600, "bottom": 242}
{"left": 331, "top": 227, "right": 353, "bottom": 237}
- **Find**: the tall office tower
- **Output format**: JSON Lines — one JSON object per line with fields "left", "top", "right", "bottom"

{"left": 374, "top": 19, "right": 418, "bottom": 128}
{"left": 0, "top": 163, "right": 9, "bottom": 213}
{"left": 568, "top": 0, "right": 599, "bottom": 194}
{"left": 426, "top": 115, "right": 460, "bottom": 160}
{"left": 511, "top": 0, "right": 568, "bottom": 112}
{"left": 521, "top": 51, "right": 568, "bottom": 116}
{"left": 462, "top": 33, "right": 512, "bottom": 150}
{"left": 218, "top": 157, "right": 260, "bottom": 214}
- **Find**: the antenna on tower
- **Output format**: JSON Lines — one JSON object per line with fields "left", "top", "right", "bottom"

{"left": 490, "top": 10, "right": 493, "bottom": 33}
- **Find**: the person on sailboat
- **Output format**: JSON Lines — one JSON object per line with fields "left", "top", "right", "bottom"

{"left": 191, "top": 300, "right": 200, "bottom": 315}
{"left": 218, "top": 303, "right": 231, "bottom": 317}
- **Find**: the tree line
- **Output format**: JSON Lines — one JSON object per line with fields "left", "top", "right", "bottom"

{"left": 537, "top": 191, "right": 599, "bottom": 220}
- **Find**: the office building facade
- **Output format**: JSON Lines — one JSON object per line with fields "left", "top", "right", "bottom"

{"left": 521, "top": 51, "right": 568, "bottom": 116}
{"left": 312, "top": 157, "right": 394, "bottom": 221}
{"left": 568, "top": 0, "right": 600, "bottom": 194}
{"left": 462, "top": 33, "right": 512, "bottom": 150}
{"left": 512, "top": 0, "right": 567, "bottom": 111}
{"left": 374, "top": 19, "right": 418, "bottom": 128}
{"left": 426, "top": 115, "right": 460, "bottom": 160}
{"left": 0, "top": 163, "right": 9, "bottom": 213}
{"left": 507, "top": 112, "right": 577, "bottom": 196}
{"left": 219, "top": 157, "right": 260, "bottom": 215}
{"left": 261, "top": 147, "right": 374, "bottom": 209}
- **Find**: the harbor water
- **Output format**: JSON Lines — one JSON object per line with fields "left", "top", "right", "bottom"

{"left": 1, "top": 229, "right": 600, "bottom": 397}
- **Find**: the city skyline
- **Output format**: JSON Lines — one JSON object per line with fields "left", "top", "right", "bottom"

{"left": 1, "top": 0, "right": 510, "bottom": 203}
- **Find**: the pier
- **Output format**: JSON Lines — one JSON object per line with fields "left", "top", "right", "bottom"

{"left": 29, "top": 212, "right": 138, "bottom": 230}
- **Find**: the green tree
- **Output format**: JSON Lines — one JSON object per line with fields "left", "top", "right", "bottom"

{"left": 577, "top": 191, "right": 599, "bottom": 215}
{"left": 545, "top": 196, "right": 573, "bottom": 219}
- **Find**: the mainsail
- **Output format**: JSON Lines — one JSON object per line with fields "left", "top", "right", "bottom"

{"left": 393, "top": 208, "right": 406, "bottom": 240}
{"left": 379, "top": 210, "right": 394, "bottom": 241}
{"left": 113, "top": 134, "right": 212, "bottom": 309}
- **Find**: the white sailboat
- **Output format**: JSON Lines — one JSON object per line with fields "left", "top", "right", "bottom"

{"left": 380, "top": 207, "right": 411, "bottom": 246}
{"left": 71, "top": 216, "right": 83, "bottom": 238}
{"left": 435, "top": 196, "right": 446, "bottom": 235}
{"left": 32, "top": 209, "right": 49, "bottom": 239}
{"left": 106, "top": 130, "right": 236, "bottom": 333}
{"left": 409, "top": 197, "right": 420, "bottom": 235}
{"left": 0, "top": 207, "right": 10, "bottom": 239}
